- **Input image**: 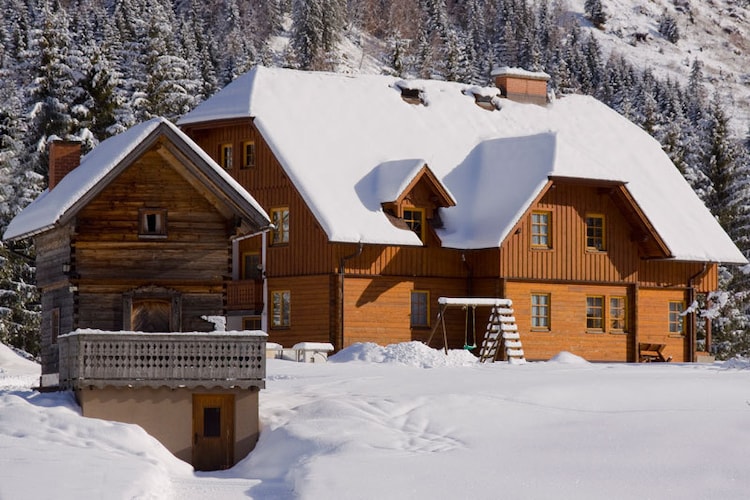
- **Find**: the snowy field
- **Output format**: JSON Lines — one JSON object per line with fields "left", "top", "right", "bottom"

{"left": 1, "top": 341, "right": 750, "bottom": 500}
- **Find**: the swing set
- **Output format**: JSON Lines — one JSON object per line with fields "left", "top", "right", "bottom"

{"left": 426, "top": 297, "right": 517, "bottom": 357}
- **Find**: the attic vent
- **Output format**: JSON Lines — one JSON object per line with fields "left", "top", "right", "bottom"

{"left": 474, "top": 94, "right": 496, "bottom": 111}
{"left": 394, "top": 80, "right": 425, "bottom": 105}
{"left": 463, "top": 86, "right": 501, "bottom": 111}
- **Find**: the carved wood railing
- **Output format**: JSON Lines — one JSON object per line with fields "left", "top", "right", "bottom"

{"left": 58, "top": 331, "right": 266, "bottom": 390}
{"left": 226, "top": 280, "right": 263, "bottom": 312}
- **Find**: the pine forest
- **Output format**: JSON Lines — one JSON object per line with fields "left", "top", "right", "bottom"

{"left": 1, "top": 0, "right": 750, "bottom": 358}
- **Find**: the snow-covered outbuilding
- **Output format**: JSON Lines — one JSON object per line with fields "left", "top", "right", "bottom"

{"left": 4, "top": 117, "right": 272, "bottom": 470}
{"left": 177, "top": 65, "right": 747, "bottom": 363}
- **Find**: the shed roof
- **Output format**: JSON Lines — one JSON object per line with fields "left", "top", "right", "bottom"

{"left": 178, "top": 66, "right": 746, "bottom": 264}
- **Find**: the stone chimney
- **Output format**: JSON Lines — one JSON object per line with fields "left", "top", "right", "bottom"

{"left": 492, "top": 67, "right": 550, "bottom": 106}
{"left": 48, "top": 140, "right": 81, "bottom": 190}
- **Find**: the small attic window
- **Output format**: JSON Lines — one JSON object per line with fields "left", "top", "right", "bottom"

{"left": 394, "top": 80, "right": 425, "bottom": 105}
{"left": 474, "top": 94, "right": 497, "bottom": 111}
{"left": 401, "top": 88, "right": 423, "bottom": 105}
{"left": 464, "top": 86, "right": 501, "bottom": 111}
{"left": 139, "top": 208, "right": 167, "bottom": 238}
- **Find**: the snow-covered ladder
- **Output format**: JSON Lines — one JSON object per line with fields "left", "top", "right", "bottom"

{"left": 478, "top": 300, "right": 526, "bottom": 364}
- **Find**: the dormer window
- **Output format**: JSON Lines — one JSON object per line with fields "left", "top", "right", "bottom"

{"left": 403, "top": 208, "right": 425, "bottom": 242}
{"left": 139, "top": 208, "right": 167, "bottom": 238}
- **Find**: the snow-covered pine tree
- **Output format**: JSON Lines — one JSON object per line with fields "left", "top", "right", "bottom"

{"left": 584, "top": 0, "right": 606, "bottom": 29}
{"left": 658, "top": 10, "right": 680, "bottom": 44}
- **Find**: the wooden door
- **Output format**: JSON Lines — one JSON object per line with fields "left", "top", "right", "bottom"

{"left": 192, "top": 394, "right": 235, "bottom": 471}
{"left": 131, "top": 299, "right": 171, "bottom": 332}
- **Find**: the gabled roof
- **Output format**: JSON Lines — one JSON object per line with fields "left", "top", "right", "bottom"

{"left": 360, "top": 159, "right": 455, "bottom": 208}
{"left": 178, "top": 66, "right": 746, "bottom": 264}
{"left": 4, "top": 118, "right": 270, "bottom": 241}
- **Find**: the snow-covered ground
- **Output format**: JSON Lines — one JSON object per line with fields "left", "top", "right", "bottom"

{"left": 2, "top": 341, "right": 750, "bottom": 499}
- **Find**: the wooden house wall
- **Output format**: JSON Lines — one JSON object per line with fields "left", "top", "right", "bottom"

{"left": 500, "top": 183, "right": 719, "bottom": 292}
{"left": 636, "top": 288, "right": 690, "bottom": 362}
{"left": 188, "top": 121, "right": 334, "bottom": 277}
{"left": 265, "top": 275, "right": 332, "bottom": 347}
{"left": 342, "top": 276, "right": 471, "bottom": 348}
{"left": 71, "top": 148, "right": 233, "bottom": 332}
{"left": 35, "top": 227, "right": 75, "bottom": 374}
{"left": 505, "top": 281, "right": 633, "bottom": 361}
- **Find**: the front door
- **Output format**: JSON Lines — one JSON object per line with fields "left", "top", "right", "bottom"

{"left": 192, "top": 394, "right": 235, "bottom": 471}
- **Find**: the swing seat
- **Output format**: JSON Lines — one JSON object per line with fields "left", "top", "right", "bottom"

{"left": 463, "top": 344, "right": 477, "bottom": 350}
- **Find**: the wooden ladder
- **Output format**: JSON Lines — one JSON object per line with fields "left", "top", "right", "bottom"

{"left": 477, "top": 301, "right": 526, "bottom": 364}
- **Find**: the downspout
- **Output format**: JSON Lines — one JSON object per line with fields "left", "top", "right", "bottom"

{"left": 338, "top": 242, "right": 363, "bottom": 351}
{"left": 687, "top": 263, "right": 710, "bottom": 363}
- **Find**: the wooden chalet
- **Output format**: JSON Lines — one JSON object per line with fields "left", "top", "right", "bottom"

{"left": 4, "top": 117, "right": 272, "bottom": 470}
{"left": 178, "top": 66, "right": 744, "bottom": 364}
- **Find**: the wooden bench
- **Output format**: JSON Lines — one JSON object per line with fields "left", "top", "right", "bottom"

{"left": 638, "top": 343, "right": 672, "bottom": 363}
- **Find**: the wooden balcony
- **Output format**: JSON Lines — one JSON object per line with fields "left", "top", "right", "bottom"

{"left": 58, "top": 331, "right": 266, "bottom": 390}
{"left": 226, "top": 279, "right": 263, "bottom": 312}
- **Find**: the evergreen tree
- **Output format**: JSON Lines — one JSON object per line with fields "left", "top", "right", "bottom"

{"left": 584, "top": 0, "right": 606, "bottom": 29}
{"left": 658, "top": 10, "right": 680, "bottom": 44}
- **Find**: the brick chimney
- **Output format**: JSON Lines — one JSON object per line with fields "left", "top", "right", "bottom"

{"left": 48, "top": 140, "right": 81, "bottom": 190}
{"left": 492, "top": 67, "right": 550, "bottom": 106}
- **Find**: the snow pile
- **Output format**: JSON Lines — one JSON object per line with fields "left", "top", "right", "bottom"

{"left": 548, "top": 351, "right": 590, "bottom": 364}
{"left": 3, "top": 341, "right": 750, "bottom": 499}
{"left": 329, "top": 341, "right": 478, "bottom": 368}
{"left": 719, "top": 356, "right": 750, "bottom": 370}
{"left": 0, "top": 343, "right": 40, "bottom": 390}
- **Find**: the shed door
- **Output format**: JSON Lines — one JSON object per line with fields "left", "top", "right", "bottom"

{"left": 192, "top": 394, "right": 235, "bottom": 471}
{"left": 131, "top": 299, "right": 171, "bottom": 332}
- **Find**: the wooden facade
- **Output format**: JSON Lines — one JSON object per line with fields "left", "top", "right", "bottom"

{"left": 181, "top": 115, "right": 722, "bottom": 363}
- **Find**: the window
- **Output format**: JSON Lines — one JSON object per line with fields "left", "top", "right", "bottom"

{"left": 609, "top": 296, "right": 627, "bottom": 332}
{"left": 585, "top": 214, "right": 605, "bottom": 251}
{"left": 403, "top": 208, "right": 426, "bottom": 242}
{"left": 242, "top": 252, "right": 261, "bottom": 280}
{"left": 51, "top": 308, "right": 60, "bottom": 345}
{"left": 531, "top": 294, "right": 550, "bottom": 330}
{"left": 410, "top": 290, "right": 429, "bottom": 327}
{"left": 271, "top": 290, "right": 290, "bottom": 327}
{"left": 669, "top": 301, "right": 685, "bottom": 335}
{"left": 243, "top": 316, "right": 262, "bottom": 330}
{"left": 270, "top": 207, "right": 289, "bottom": 244}
{"left": 139, "top": 208, "right": 167, "bottom": 238}
{"left": 220, "top": 143, "right": 233, "bottom": 169}
{"left": 242, "top": 141, "right": 256, "bottom": 169}
{"left": 531, "top": 211, "right": 551, "bottom": 248}
{"left": 586, "top": 296, "right": 604, "bottom": 331}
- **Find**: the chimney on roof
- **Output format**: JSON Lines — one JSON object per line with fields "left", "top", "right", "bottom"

{"left": 492, "top": 67, "right": 550, "bottom": 106}
{"left": 48, "top": 140, "right": 81, "bottom": 190}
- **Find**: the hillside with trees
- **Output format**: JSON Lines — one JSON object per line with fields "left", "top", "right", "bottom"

{"left": 1, "top": 0, "right": 749, "bottom": 358}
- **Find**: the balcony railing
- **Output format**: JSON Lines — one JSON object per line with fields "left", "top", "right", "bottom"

{"left": 226, "top": 279, "right": 263, "bottom": 312}
{"left": 58, "top": 331, "right": 266, "bottom": 390}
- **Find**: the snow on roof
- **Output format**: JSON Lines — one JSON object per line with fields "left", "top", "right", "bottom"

{"left": 178, "top": 66, "right": 746, "bottom": 264}
{"left": 491, "top": 66, "right": 551, "bottom": 80}
{"left": 4, "top": 117, "right": 269, "bottom": 241}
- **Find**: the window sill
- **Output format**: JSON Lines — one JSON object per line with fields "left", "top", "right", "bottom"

{"left": 668, "top": 334, "right": 685, "bottom": 338}
{"left": 138, "top": 234, "right": 168, "bottom": 240}
{"left": 530, "top": 246, "right": 553, "bottom": 251}
{"left": 530, "top": 327, "right": 550, "bottom": 332}
{"left": 609, "top": 330, "right": 628, "bottom": 335}
{"left": 270, "top": 326, "right": 290, "bottom": 330}
{"left": 585, "top": 329, "right": 605, "bottom": 334}
{"left": 411, "top": 325, "right": 430, "bottom": 330}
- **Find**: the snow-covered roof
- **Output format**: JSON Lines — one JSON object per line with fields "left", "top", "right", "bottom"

{"left": 491, "top": 66, "right": 551, "bottom": 80}
{"left": 178, "top": 66, "right": 746, "bottom": 264}
{"left": 4, "top": 117, "right": 270, "bottom": 241}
